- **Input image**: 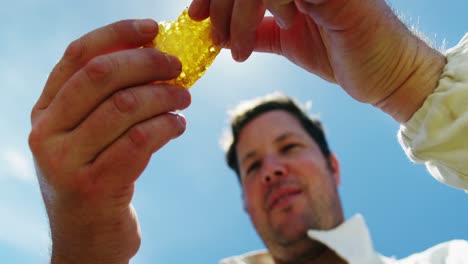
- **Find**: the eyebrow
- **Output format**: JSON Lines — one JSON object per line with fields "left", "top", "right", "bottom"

{"left": 240, "top": 132, "right": 300, "bottom": 165}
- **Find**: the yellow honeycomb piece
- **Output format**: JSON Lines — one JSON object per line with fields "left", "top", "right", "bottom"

{"left": 151, "top": 9, "right": 221, "bottom": 89}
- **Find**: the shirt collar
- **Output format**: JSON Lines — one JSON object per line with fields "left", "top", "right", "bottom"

{"left": 221, "top": 214, "right": 384, "bottom": 264}
{"left": 307, "top": 214, "right": 384, "bottom": 264}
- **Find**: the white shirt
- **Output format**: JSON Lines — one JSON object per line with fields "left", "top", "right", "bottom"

{"left": 220, "top": 215, "right": 468, "bottom": 264}
{"left": 222, "top": 34, "right": 468, "bottom": 264}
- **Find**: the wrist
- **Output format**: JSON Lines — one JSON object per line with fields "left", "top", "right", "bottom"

{"left": 50, "top": 236, "right": 134, "bottom": 264}
{"left": 51, "top": 254, "right": 130, "bottom": 264}
{"left": 50, "top": 228, "right": 136, "bottom": 264}
{"left": 374, "top": 37, "right": 446, "bottom": 123}
{"left": 51, "top": 251, "right": 130, "bottom": 264}
{"left": 47, "top": 203, "right": 141, "bottom": 264}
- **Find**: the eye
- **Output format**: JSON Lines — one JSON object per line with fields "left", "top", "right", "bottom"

{"left": 246, "top": 161, "right": 261, "bottom": 175}
{"left": 281, "top": 143, "right": 300, "bottom": 153}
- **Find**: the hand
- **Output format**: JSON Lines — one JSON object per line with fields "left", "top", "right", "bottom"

{"left": 189, "top": 0, "right": 445, "bottom": 122}
{"left": 29, "top": 19, "right": 191, "bottom": 263}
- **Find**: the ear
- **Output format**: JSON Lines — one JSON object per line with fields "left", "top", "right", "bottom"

{"left": 329, "top": 153, "right": 341, "bottom": 186}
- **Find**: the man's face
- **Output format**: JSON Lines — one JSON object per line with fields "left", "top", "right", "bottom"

{"left": 236, "top": 110, "right": 344, "bottom": 259}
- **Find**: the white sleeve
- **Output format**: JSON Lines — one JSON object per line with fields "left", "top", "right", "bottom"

{"left": 398, "top": 33, "right": 468, "bottom": 192}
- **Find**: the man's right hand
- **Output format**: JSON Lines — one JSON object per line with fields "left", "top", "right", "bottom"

{"left": 29, "top": 19, "right": 191, "bottom": 264}
{"left": 189, "top": 0, "right": 446, "bottom": 123}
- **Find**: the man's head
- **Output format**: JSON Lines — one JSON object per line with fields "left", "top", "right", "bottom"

{"left": 222, "top": 93, "right": 345, "bottom": 262}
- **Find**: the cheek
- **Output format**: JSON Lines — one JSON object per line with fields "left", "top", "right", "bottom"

{"left": 292, "top": 156, "right": 329, "bottom": 177}
{"left": 242, "top": 181, "right": 267, "bottom": 219}
{"left": 242, "top": 181, "right": 259, "bottom": 211}
{"left": 244, "top": 200, "right": 269, "bottom": 234}
{"left": 290, "top": 158, "right": 335, "bottom": 194}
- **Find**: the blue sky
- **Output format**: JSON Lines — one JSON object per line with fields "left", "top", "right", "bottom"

{"left": 0, "top": 0, "right": 467, "bottom": 263}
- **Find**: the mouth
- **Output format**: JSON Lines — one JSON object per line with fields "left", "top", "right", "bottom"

{"left": 267, "top": 187, "right": 303, "bottom": 211}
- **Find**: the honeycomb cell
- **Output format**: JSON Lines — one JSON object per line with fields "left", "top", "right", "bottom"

{"left": 150, "top": 9, "right": 221, "bottom": 89}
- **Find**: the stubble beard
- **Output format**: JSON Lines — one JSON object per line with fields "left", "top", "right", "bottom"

{"left": 264, "top": 205, "right": 327, "bottom": 262}
{"left": 266, "top": 196, "right": 344, "bottom": 263}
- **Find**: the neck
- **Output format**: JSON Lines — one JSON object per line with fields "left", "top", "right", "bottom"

{"left": 274, "top": 247, "right": 347, "bottom": 264}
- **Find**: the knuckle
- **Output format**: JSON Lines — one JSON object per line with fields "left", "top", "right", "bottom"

{"left": 151, "top": 115, "right": 184, "bottom": 145}
{"left": 63, "top": 38, "right": 85, "bottom": 62}
{"left": 30, "top": 105, "right": 40, "bottom": 122}
{"left": 148, "top": 50, "right": 168, "bottom": 66}
{"left": 28, "top": 116, "right": 50, "bottom": 154}
{"left": 84, "top": 55, "right": 113, "bottom": 83}
{"left": 169, "top": 86, "right": 191, "bottom": 109}
{"left": 28, "top": 126, "right": 43, "bottom": 154}
{"left": 109, "top": 20, "right": 124, "bottom": 38}
{"left": 128, "top": 124, "right": 149, "bottom": 148}
{"left": 149, "top": 50, "right": 181, "bottom": 74}
{"left": 127, "top": 114, "right": 184, "bottom": 152}
{"left": 152, "top": 86, "right": 177, "bottom": 108}
{"left": 29, "top": 117, "right": 70, "bottom": 166}
{"left": 112, "top": 89, "right": 139, "bottom": 115}
{"left": 148, "top": 86, "right": 188, "bottom": 112}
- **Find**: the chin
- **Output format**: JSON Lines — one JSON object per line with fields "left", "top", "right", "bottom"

{"left": 266, "top": 220, "right": 326, "bottom": 264}
{"left": 271, "top": 207, "right": 311, "bottom": 246}
{"left": 275, "top": 224, "right": 309, "bottom": 246}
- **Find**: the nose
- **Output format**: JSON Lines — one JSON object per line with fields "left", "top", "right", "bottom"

{"left": 261, "top": 156, "right": 287, "bottom": 185}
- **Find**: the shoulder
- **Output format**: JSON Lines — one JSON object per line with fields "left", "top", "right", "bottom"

{"left": 399, "top": 240, "right": 468, "bottom": 264}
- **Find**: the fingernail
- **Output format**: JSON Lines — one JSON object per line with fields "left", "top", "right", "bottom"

{"left": 232, "top": 43, "right": 241, "bottom": 62}
{"left": 135, "top": 19, "right": 158, "bottom": 34}
{"left": 172, "top": 113, "right": 187, "bottom": 139}
{"left": 177, "top": 114, "right": 187, "bottom": 130}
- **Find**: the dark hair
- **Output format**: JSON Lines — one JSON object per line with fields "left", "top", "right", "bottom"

{"left": 222, "top": 93, "right": 332, "bottom": 180}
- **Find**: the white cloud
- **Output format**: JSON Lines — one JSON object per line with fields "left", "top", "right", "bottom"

{"left": 0, "top": 147, "right": 36, "bottom": 183}
{"left": 0, "top": 191, "right": 50, "bottom": 261}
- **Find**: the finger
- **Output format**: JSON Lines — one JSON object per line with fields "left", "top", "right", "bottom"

{"left": 88, "top": 113, "right": 187, "bottom": 189}
{"left": 46, "top": 48, "right": 182, "bottom": 132}
{"left": 264, "top": 0, "right": 298, "bottom": 30}
{"left": 253, "top": 17, "right": 283, "bottom": 54}
{"left": 69, "top": 84, "right": 190, "bottom": 165}
{"left": 300, "top": 0, "right": 327, "bottom": 4}
{"left": 294, "top": 0, "right": 363, "bottom": 30}
{"left": 209, "top": 0, "right": 235, "bottom": 45}
{"left": 188, "top": 0, "right": 211, "bottom": 21}
{"left": 230, "top": 0, "right": 266, "bottom": 62}
{"left": 34, "top": 19, "right": 159, "bottom": 112}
